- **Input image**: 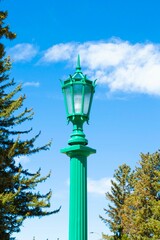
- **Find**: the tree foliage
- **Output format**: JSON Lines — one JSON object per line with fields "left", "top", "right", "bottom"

{"left": 122, "top": 152, "right": 160, "bottom": 240}
{"left": 101, "top": 152, "right": 160, "bottom": 240}
{"left": 0, "top": 10, "right": 59, "bottom": 239}
{"left": 100, "top": 164, "right": 132, "bottom": 240}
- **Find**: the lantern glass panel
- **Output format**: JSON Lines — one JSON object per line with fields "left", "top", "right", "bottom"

{"left": 83, "top": 85, "right": 92, "bottom": 114}
{"left": 73, "top": 84, "right": 83, "bottom": 113}
{"left": 65, "top": 86, "right": 72, "bottom": 115}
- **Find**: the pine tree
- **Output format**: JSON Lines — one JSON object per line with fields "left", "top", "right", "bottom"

{"left": 0, "top": 10, "right": 59, "bottom": 239}
{"left": 122, "top": 152, "right": 160, "bottom": 240}
{"left": 100, "top": 164, "right": 132, "bottom": 240}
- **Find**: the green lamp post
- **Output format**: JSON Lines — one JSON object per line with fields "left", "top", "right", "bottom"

{"left": 60, "top": 56, "right": 96, "bottom": 240}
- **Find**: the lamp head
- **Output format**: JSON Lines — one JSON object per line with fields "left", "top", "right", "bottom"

{"left": 61, "top": 55, "right": 96, "bottom": 125}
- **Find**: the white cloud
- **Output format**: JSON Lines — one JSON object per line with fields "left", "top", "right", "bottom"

{"left": 41, "top": 39, "right": 160, "bottom": 96}
{"left": 14, "top": 156, "right": 30, "bottom": 164}
{"left": 8, "top": 43, "right": 38, "bottom": 62}
{"left": 88, "top": 177, "right": 112, "bottom": 195}
{"left": 41, "top": 43, "right": 77, "bottom": 62}
{"left": 23, "top": 81, "right": 40, "bottom": 87}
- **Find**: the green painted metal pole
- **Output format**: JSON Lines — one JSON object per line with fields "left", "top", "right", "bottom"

{"left": 61, "top": 145, "right": 96, "bottom": 240}
{"left": 69, "top": 154, "right": 87, "bottom": 240}
{"left": 61, "top": 56, "right": 96, "bottom": 240}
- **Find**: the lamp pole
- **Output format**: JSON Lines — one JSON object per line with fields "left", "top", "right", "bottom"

{"left": 60, "top": 56, "right": 96, "bottom": 240}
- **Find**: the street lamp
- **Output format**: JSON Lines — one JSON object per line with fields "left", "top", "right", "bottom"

{"left": 61, "top": 56, "right": 96, "bottom": 240}
{"left": 61, "top": 55, "right": 96, "bottom": 146}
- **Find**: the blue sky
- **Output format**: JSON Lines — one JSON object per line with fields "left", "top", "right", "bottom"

{"left": 2, "top": 0, "right": 160, "bottom": 239}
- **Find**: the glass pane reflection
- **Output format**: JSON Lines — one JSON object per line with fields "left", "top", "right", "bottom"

{"left": 83, "top": 85, "right": 91, "bottom": 114}
{"left": 73, "top": 84, "right": 83, "bottom": 113}
{"left": 65, "top": 86, "right": 72, "bottom": 115}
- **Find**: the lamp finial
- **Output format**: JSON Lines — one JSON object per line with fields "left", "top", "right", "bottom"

{"left": 76, "top": 55, "right": 81, "bottom": 72}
